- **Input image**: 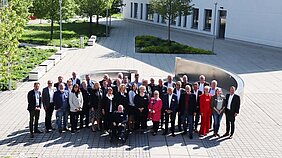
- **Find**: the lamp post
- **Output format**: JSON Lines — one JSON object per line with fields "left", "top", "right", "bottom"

{"left": 211, "top": 2, "right": 217, "bottom": 53}
{"left": 59, "top": 0, "right": 62, "bottom": 50}
{"left": 106, "top": 0, "right": 109, "bottom": 37}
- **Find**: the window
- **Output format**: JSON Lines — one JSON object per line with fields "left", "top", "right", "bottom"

{"left": 178, "top": 12, "right": 181, "bottom": 26}
{"left": 183, "top": 15, "right": 187, "bottom": 27}
{"left": 130, "top": 2, "right": 133, "bottom": 18}
{"left": 157, "top": 14, "right": 160, "bottom": 23}
{"left": 134, "top": 3, "right": 138, "bottom": 18}
{"left": 191, "top": 8, "right": 199, "bottom": 29}
{"left": 146, "top": 4, "right": 153, "bottom": 21}
{"left": 140, "top": 3, "right": 143, "bottom": 19}
{"left": 204, "top": 9, "right": 212, "bottom": 31}
{"left": 171, "top": 15, "right": 176, "bottom": 25}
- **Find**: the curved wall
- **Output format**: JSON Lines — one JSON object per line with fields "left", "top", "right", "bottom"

{"left": 175, "top": 57, "right": 244, "bottom": 101}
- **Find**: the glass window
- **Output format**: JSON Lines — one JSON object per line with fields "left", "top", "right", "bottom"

{"left": 130, "top": 2, "right": 133, "bottom": 18}
{"left": 140, "top": 3, "right": 143, "bottom": 19}
{"left": 204, "top": 9, "right": 212, "bottom": 31}
{"left": 134, "top": 3, "right": 138, "bottom": 18}
{"left": 191, "top": 8, "right": 199, "bottom": 29}
{"left": 146, "top": 4, "right": 154, "bottom": 21}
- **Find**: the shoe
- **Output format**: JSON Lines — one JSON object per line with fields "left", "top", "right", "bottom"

{"left": 216, "top": 134, "right": 220, "bottom": 137}
{"left": 152, "top": 132, "right": 157, "bottom": 136}
{"left": 171, "top": 133, "right": 176, "bottom": 137}
{"left": 229, "top": 135, "right": 233, "bottom": 139}
{"left": 30, "top": 134, "right": 34, "bottom": 138}
{"left": 71, "top": 130, "right": 76, "bottom": 133}
{"left": 46, "top": 129, "right": 51, "bottom": 133}
{"left": 181, "top": 132, "right": 187, "bottom": 135}
{"left": 222, "top": 133, "right": 229, "bottom": 137}
{"left": 189, "top": 135, "right": 193, "bottom": 139}
{"left": 34, "top": 130, "right": 43, "bottom": 133}
{"left": 63, "top": 128, "right": 69, "bottom": 131}
{"left": 162, "top": 132, "right": 167, "bottom": 135}
{"left": 91, "top": 126, "right": 96, "bottom": 132}
{"left": 178, "top": 128, "right": 182, "bottom": 132}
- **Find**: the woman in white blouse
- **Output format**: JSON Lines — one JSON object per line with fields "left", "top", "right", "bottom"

{"left": 128, "top": 83, "right": 138, "bottom": 131}
{"left": 69, "top": 84, "right": 84, "bottom": 133}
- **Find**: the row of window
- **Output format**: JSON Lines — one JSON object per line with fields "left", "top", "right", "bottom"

{"left": 130, "top": 2, "right": 213, "bottom": 31}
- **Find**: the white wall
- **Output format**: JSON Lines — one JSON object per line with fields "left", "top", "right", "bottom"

{"left": 123, "top": 0, "right": 282, "bottom": 48}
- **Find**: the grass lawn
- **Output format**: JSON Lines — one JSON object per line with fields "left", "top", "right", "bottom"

{"left": 0, "top": 47, "right": 57, "bottom": 91}
{"left": 135, "top": 35, "right": 213, "bottom": 54}
{"left": 20, "top": 22, "right": 106, "bottom": 48}
{"left": 111, "top": 13, "right": 123, "bottom": 19}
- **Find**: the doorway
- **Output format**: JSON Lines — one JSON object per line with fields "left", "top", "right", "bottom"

{"left": 218, "top": 10, "right": 227, "bottom": 39}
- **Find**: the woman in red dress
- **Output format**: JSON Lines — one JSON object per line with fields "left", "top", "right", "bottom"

{"left": 148, "top": 90, "right": 162, "bottom": 136}
{"left": 199, "top": 86, "right": 213, "bottom": 136}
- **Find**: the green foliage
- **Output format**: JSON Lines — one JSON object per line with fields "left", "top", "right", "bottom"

{"left": 19, "top": 22, "right": 106, "bottom": 47}
{"left": 111, "top": 13, "right": 123, "bottom": 19}
{"left": 0, "top": 47, "right": 57, "bottom": 91}
{"left": 0, "top": 0, "right": 32, "bottom": 90}
{"left": 135, "top": 35, "right": 213, "bottom": 54}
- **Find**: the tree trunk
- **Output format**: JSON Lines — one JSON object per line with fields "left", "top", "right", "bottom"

{"left": 89, "top": 15, "right": 93, "bottom": 36}
{"left": 50, "top": 19, "right": 54, "bottom": 40}
{"left": 96, "top": 15, "right": 99, "bottom": 25}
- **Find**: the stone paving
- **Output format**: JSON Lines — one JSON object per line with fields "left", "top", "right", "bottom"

{"left": 0, "top": 19, "right": 282, "bottom": 157}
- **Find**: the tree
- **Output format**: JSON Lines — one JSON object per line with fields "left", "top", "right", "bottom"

{"left": 0, "top": 0, "right": 31, "bottom": 90}
{"left": 150, "top": 0, "right": 192, "bottom": 43}
{"left": 30, "top": 0, "right": 76, "bottom": 40}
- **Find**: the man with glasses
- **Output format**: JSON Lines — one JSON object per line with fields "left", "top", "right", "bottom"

{"left": 42, "top": 80, "right": 57, "bottom": 132}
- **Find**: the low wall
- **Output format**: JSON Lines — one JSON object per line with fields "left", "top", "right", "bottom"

{"left": 175, "top": 57, "right": 244, "bottom": 101}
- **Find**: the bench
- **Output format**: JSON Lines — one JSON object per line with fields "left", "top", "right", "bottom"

{"left": 39, "top": 60, "right": 54, "bottom": 72}
{"left": 88, "top": 35, "right": 97, "bottom": 46}
{"left": 48, "top": 54, "right": 61, "bottom": 66}
{"left": 55, "top": 50, "right": 66, "bottom": 59}
{"left": 29, "top": 66, "right": 46, "bottom": 81}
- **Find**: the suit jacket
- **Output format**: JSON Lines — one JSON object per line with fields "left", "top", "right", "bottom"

{"left": 53, "top": 90, "right": 70, "bottom": 110}
{"left": 27, "top": 89, "right": 42, "bottom": 111}
{"left": 54, "top": 82, "right": 67, "bottom": 90}
{"left": 164, "top": 81, "right": 176, "bottom": 88}
{"left": 102, "top": 95, "right": 117, "bottom": 114}
{"left": 179, "top": 93, "right": 196, "bottom": 115}
{"left": 156, "top": 85, "right": 167, "bottom": 101}
{"left": 162, "top": 93, "right": 178, "bottom": 113}
{"left": 42, "top": 87, "right": 55, "bottom": 108}
{"left": 70, "top": 78, "right": 81, "bottom": 86}
{"left": 181, "top": 82, "right": 194, "bottom": 93}
{"left": 194, "top": 90, "right": 202, "bottom": 112}
{"left": 225, "top": 94, "right": 240, "bottom": 116}
{"left": 89, "top": 89, "right": 103, "bottom": 109}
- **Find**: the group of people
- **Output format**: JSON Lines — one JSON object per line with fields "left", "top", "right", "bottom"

{"left": 27, "top": 72, "right": 240, "bottom": 142}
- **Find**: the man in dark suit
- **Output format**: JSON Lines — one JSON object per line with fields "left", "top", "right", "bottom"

{"left": 181, "top": 75, "right": 194, "bottom": 93}
{"left": 27, "top": 82, "right": 42, "bottom": 138}
{"left": 162, "top": 87, "right": 178, "bottom": 137}
{"left": 42, "top": 80, "right": 56, "bottom": 132}
{"left": 173, "top": 81, "right": 185, "bottom": 132}
{"left": 179, "top": 85, "right": 196, "bottom": 139}
{"left": 54, "top": 76, "right": 67, "bottom": 90}
{"left": 164, "top": 75, "right": 176, "bottom": 88}
{"left": 197, "top": 75, "right": 210, "bottom": 93}
{"left": 70, "top": 72, "right": 81, "bottom": 86}
{"left": 223, "top": 86, "right": 240, "bottom": 139}
{"left": 193, "top": 82, "right": 202, "bottom": 132}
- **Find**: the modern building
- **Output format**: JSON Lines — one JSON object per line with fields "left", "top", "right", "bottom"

{"left": 123, "top": 0, "right": 282, "bottom": 48}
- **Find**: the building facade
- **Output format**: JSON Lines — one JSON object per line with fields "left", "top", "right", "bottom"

{"left": 123, "top": 0, "right": 282, "bottom": 48}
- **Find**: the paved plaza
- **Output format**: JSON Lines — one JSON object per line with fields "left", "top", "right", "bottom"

{"left": 0, "top": 19, "right": 282, "bottom": 157}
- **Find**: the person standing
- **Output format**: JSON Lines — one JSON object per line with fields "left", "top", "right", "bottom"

{"left": 179, "top": 85, "right": 196, "bottom": 139}
{"left": 156, "top": 79, "right": 167, "bottom": 129}
{"left": 69, "top": 84, "right": 84, "bottom": 133}
{"left": 134, "top": 86, "right": 149, "bottom": 130}
{"left": 211, "top": 88, "right": 225, "bottom": 137}
{"left": 102, "top": 87, "right": 116, "bottom": 132}
{"left": 54, "top": 76, "right": 67, "bottom": 90}
{"left": 199, "top": 86, "right": 212, "bottom": 136}
{"left": 197, "top": 75, "right": 210, "bottom": 93}
{"left": 209, "top": 80, "right": 218, "bottom": 96}
{"left": 27, "top": 82, "right": 42, "bottom": 138}
{"left": 85, "top": 74, "right": 94, "bottom": 89}
{"left": 80, "top": 80, "right": 90, "bottom": 128}
{"left": 54, "top": 83, "right": 70, "bottom": 133}
{"left": 116, "top": 84, "right": 129, "bottom": 114}
{"left": 148, "top": 78, "right": 157, "bottom": 97}
{"left": 181, "top": 75, "right": 193, "bottom": 93}
{"left": 193, "top": 82, "right": 202, "bottom": 132}
{"left": 164, "top": 75, "right": 176, "bottom": 88}
{"left": 128, "top": 83, "right": 138, "bottom": 131}
{"left": 70, "top": 72, "right": 81, "bottom": 86}
{"left": 131, "top": 73, "right": 142, "bottom": 87}
{"left": 42, "top": 80, "right": 56, "bottom": 132}
{"left": 173, "top": 81, "right": 185, "bottom": 132}
{"left": 148, "top": 91, "right": 162, "bottom": 136}
{"left": 89, "top": 82, "right": 103, "bottom": 132}
{"left": 223, "top": 86, "right": 240, "bottom": 139}
{"left": 162, "top": 87, "right": 178, "bottom": 137}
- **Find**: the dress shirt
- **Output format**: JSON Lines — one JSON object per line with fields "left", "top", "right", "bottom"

{"left": 227, "top": 94, "right": 234, "bottom": 110}
{"left": 194, "top": 90, "right": 198, "bottom": 102}
{"left": 168, "top": 94, "right": 172, "bottom": 108}
{"left": 48, "top": 87, "right": 55, "bottom": 103}
{"left": 176, "top": 89, "right": 181, "bottom": 104}
{"left": 35, "top": 90, "right": 40, "bottom": 106}
{"left": 167, "top": 82, "right": 173, "bottom": 88}
{"left": 199, "top": 83, "right": 204, "bottom": 92}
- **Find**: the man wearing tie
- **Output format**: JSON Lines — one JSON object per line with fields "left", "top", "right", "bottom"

{"left": 162, "top": 87, "right": 178, "bottom": 137}
{"left": 27, "top": 82, "right": 43, "bottom": 138}
{"left": 223, "top": 86, "right": 240, "bottom": 139}
{"left": 42, "top": 80, "right": 56, "bottom": 132}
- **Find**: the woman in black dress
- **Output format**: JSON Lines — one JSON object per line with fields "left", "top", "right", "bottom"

{"left": 134, "top": 85, "right": 150, "bottom": 130}
{"left": 89, "top": 82, "right": 103, "bottom": 132}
